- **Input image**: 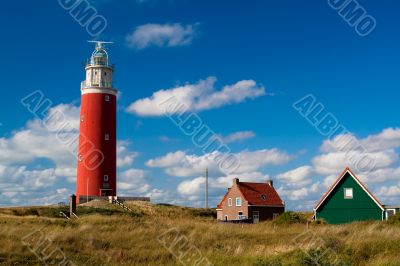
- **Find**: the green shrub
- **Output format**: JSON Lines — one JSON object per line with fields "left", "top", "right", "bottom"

{"left": 311, "top": 218, "right": 327, "bottom": 225}
{"left": 273, "top": 212, "right": 307, "bottom": 225}
{"left": 187, "top": 208, "right": 216, "bottom": 218}
{"left": 387, "top": 212, "right": 400, "bottom": 225}
{"left": 252, "top": 257, "right": 282, "bottom": 266}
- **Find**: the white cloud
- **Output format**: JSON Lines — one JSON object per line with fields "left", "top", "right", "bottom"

{"left": 0, "top": 166, "right": 57, "bottom": 193}
{"left": 321, "top": 128, "right": 400, "bottom": 153}
{"left": 312, "top": 150, "right": 398, "bottom": 175}
{"left": 375, "top": 182, "right": 400, "bottom": 197}
{"left": 323, "top": 174, "right": 337, "bottom": 189}
{"left": 218, "top": 131, "right": 255, "bottom": 144}
{"left": 118, "top": 168, "right": 150, "bottom": 194}
{"left": 176, "top": 171, "right": 270, "bottom": 199}
{"left": 177, "top": 177, "right": 205, "bottom": 195}
{"left": 358, "top": 167, "right": 400, "bottom": 184}
{"left": 276, "top": 166, "right": 313, "bottom": 187}
{"left": 126, "top": 23, "right": 199, "bottom": 49}
{"left": 117, "top": 141, "right": 138, "bottom": 168}
{"left": 146, "top": 148, "right": 292, "bottom": 177}
{"left": 0, "top": 104, "right": 80, "bottom": 180}
{"left": 277, "top": 182, "right": 320, "bottom": 201}
{"left": 0, "top": 102, "right": 149, "bottom": 205}
{"left": 126, "top": 77, "right": 266, "bottom": 116}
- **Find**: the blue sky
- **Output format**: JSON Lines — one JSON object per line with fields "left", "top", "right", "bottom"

{"left": 0, "top": 0, "right": 399, "bottom": 210}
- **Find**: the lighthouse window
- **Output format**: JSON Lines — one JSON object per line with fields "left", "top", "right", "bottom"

{"left": 105, "top": 95, "right": 110, "bottom": 102}
{"left": 105, "top": 133, "right": 109, "bottom": 140}
{"left": 80, "top": 115, "right": 85, "bottom": 122}
{"left": 78, "top": 154, "right": 83, "bottom": 161}
{"left": 103, "top": 175, "right": 109, "bottom": 182}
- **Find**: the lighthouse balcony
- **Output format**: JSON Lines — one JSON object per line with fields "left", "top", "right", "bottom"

{"left": 81, "top": 81, "right": 113, "bottom": 89}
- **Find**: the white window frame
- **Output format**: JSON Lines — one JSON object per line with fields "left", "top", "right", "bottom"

{"left": 386, "top": 209, "right": 396, "bottom": 220}
{"left": 224, "top": 215, "right": 228, "bottom": 221}
{"left": 105, "top": 133, "right": 109, "bottom": 141}
{"left": 344, "top": 188, "right": 353, "bottom": 199}
{"left": 236, "top": 197, "right": 242, "bottom": 206}
{"left": 105, "top": 95, "right": 110, "bottom": 102}
{"left": 103, "top": 175, "right": 109, "bottom": 182}
{"left": 228, "top": 198, "right": 232, "bottom": 207}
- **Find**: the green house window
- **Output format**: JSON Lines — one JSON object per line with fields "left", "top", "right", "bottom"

{"left": 344, "top": 188, "right": 353, "bottom": 199}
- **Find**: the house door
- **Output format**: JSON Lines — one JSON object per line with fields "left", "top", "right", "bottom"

{"left": 253, "top": 211, "right": 260, "bottom": 223}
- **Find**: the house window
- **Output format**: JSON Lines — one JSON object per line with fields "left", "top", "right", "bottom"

{"left": 344, "top": 188, "right": 353, "bottom": 199}
{"left": 103, "top": 175, "right": 109, "bottom": 182}
{"left": 105, "top": 133, "right": 109, "bottom": 140}
{"left": 236, "top": 197, "right": 242, "bottom": 206}
{"left": 386, "top": 209, "right": 396, "bottom": 220}
{"left": 238, "top": 211, "right": 246, "bottom": 220}
{"left": 228, "top": 198, "right": 232, "bottom": 206}
{"left": 105, "top": 95, "right": 110, "bottom": 102}
{"left": 224, "top": 215, "right": 228, "bottom": 221}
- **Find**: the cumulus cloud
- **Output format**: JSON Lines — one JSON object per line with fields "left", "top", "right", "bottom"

{"left": 276, "top": 166, "right": 313, "bottom": 187}
{"left": 126, "top": 23, "right": 199, "bottom": 49}
{"left": 118, "top": 168, "right": 150, "bottom": 194}
{"left": 126, "top": 77, "right": 266, "bottom": 116}
{"left": 312, "top": 150, "right": 398, "bottom": 175}
{"left": 218, "top": 131, "right": 255, "bottom": 144}
{"left": 0, "top": 104, "right": 80, "bottom": 180}
{"left": 321, "top": 128, "right": 400, "bottom": 153}
{"left": 177, "top": 177, "right": 205, "bottom": 195}
{"left": 146, "top": 148, "right": 292, "bottom": 177}
{"left": 117, "top": 141, "right": 138, "bottom": 168}
{"left": 277, "top": 182, "right": 320, "bottom": 201}
{"left": 176, "top": 172, "right": 270, "bottom": 200}
{"left": 0, "top": 101, "right": 150, "bottom": 206}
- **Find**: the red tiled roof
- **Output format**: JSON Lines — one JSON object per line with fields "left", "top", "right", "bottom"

{"left": 217, "top": 181, "right": 284, "bottom": 208}
{"left": 238, "top": 182, "right": 284, "bottom": 206}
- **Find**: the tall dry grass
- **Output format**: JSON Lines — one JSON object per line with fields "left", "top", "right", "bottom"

{"left": 0, "top": 202, "right": 399, "bottom": 265}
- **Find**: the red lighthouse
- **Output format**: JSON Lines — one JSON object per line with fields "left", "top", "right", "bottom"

{"left": 76, "top": 41, "right": 117, "bottom": 203}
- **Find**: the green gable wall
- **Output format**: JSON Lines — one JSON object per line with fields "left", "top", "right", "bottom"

{"left": 316, "top": 172, "right": 383, "bottom": 224}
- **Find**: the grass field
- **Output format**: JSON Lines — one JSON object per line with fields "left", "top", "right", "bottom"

{"left": 0, "top": 201, "right": 400, "bottom": 266}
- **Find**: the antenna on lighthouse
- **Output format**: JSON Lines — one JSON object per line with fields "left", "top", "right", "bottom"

{"left": 88, "top": 40, "right": 114, "bottom": 49}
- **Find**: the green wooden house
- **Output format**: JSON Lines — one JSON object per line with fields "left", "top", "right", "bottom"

{"left": 314, "top": 167, "right": 386, "bottom": 224}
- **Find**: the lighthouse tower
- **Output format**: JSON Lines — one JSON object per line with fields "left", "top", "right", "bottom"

{"left": 76, "top": 41, "right": 117, "bottom": 203}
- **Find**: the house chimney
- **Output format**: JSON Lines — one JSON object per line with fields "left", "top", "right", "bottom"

{"left": 233, "top": 178, "right": 239, "bottom": 186}
{"left": 266, "top": 179, "right": 273, "bottom": 187}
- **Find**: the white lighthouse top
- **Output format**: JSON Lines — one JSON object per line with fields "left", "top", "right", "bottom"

{"left": 81, "top": 41, "right": 117, "bottom": 95}
{"left": 88, "top": 41, "right": 113, "bottom": 67}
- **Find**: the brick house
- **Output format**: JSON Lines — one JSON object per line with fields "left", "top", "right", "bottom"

{"left": 216, "top": 178, "right": 285, "bottom": 223}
